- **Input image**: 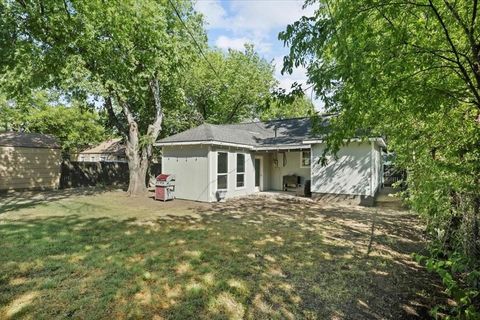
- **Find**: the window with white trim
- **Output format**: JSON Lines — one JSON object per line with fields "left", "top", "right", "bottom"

{"left": 236, "top": 153, "right": 245, "bottom": 188}
{"left": 90, "top": 156, "right": 95, "bottom": 162}
{"left": 300, "top": 151, "right": 311, "bottom": 167}
{"left": 217, "top": 152, "right": 228, "bottom": 190}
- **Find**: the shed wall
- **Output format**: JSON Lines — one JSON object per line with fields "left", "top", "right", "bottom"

{"left": 0, "top": 146, "right": 61, "bottom": 190}
{"left": 311, "top": 143, "right": 372, "bottom": 196}
{"left": 162, "top": 145, "right": 209, "bottom": 202}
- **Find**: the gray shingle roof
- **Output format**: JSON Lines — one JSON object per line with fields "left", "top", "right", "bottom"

{"left": 156, "top": 117, "right": 326, "bottom": 149}
{"left": 0, "top": 132, "right": 60, "bottom": 149}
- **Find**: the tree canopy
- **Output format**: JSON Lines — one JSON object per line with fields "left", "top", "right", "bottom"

{"left": 0, "top": 91, "right": 106, "bottom": 153}
{"left": 281, "top": 0, "right": 479, "bottom": 316}
{"left": 1, "top": 0, "right": 204, "bottom": 194}
{"left": 184, "top": 46, "right": 277, "bottom": 124}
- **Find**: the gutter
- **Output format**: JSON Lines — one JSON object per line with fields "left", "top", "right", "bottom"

{"left": 302, "top": 137, "right": 387, "bottom": 148}
{"left": 155, "top": 137, "right": 387, "bottom": 150}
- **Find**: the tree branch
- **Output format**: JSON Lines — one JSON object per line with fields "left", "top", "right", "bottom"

{"left": 428, "top": 0, "right": 480, "bottom": 107}
{"left": 145, "top": 78, "right": 164, "bottom": 159}
{"left": 104, "top": 96, "right": 127, "bottom": 136}
{"left": 471, "top": 0, "right": 478, "bottom": 34}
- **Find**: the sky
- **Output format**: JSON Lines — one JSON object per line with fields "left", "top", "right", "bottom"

{"left": 194, "top": 0, "right": 321, "bottom": 109}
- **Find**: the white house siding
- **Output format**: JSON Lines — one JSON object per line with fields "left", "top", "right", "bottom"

{"left": 371, "top": 143, "right": 383, "bottom": 195}
{"left": 260, "top": 153, "right": 272, "bottom": 191}
{"left": 311, "top": 142, "right": 372, "bottom": 196}
{"left": 208, "top": 147, "right": 256, "bottom": 201}
{"left": 162, "top": 145, "right": 210, "bottom": 202}
{"left": 74, "top": 153, "right": 126, "bottom": 162}
{"left": 269, "top": 151, "right": 311, "bottom": 190}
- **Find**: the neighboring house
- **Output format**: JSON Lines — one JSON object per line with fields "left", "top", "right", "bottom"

{"left": 155, "top": 116, "right": 385, "bottom": 205}
{"left": 75, "top": 138, "right": 127, "bottom": 162}
{"left": 0, "top": 132, "right": 62, "bottom": 191}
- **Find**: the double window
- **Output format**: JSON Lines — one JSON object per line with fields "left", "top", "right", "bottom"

{"left": 236, "top": 154, "right": 245, "bottom": 188}
{"left": 217, "top": 152, "right": 228, "bottom": 190}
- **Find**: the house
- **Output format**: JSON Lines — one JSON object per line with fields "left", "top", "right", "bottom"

{"left": 0, "top": 132, "right": 62, "bottom": 191}
{"left": 154, "top": 117, "right": 385, "bottom": 205}
{"left": 74, "top": 138, "right": 127, "bottom": 162}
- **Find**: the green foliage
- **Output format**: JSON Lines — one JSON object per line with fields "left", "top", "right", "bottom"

{"left": 1, "top": 0, "right": 205, "bottom": 193}
{"left": 0, "top": 91, "right": 107, "bottom": 152}
{"left": 1, "top": 0, "right": 203, "bottom": 138}
{"left": 281, "top": 1, "right": 480, "bottom": 317}
{"left": 260, "top": 95, "right": 315, "bottom": 121}
{"left": 185, "top": 45, "right": 277, "bottom": 124}
{"left": 414, "top": 253, "right": 480, "bottom": 319}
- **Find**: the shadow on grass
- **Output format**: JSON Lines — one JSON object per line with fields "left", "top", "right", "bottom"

{"left": 0, "top": 187, "right": 114, "bottom": 215}
{"left": 0, "top": 196, "right": 445, "bottom": 319}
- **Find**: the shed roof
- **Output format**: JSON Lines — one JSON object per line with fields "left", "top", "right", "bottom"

{"left": 79, "top": 138, "right": 125, "bottom": 155}
{"left": 0, "top": 132, "right": 60, "bottom": 149}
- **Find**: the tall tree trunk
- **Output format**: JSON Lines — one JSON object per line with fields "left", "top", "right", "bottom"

{"left": 112, "top": 78, "right": 164, "bottom": 196}
{"left": 124, "top": 122, "right": 149, "bottom": 196}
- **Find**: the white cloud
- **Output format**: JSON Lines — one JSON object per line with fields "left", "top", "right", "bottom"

{"left": 214, "top": 35, "right": 272, "bottom": 53}
{"left": 215, "top": 35, "right": 252, "bottom": 51}
{"left": 195, "top": 0, "right": 228, "bottom": 29}
{"left": 227, "top": 0, "right": 316, "bottom": 35}
{"left": 196, "top": 0, "right": 317, "bottom": 43}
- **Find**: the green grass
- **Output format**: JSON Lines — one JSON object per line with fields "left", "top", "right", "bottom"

{"left": 0, "top": 191, "right": 443, "bottom": 319}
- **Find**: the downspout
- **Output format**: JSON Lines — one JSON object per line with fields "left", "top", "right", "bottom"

{"left": 370, "top": 141, "right": 375, "bottom": 197}
{"left": 207, "top": 145, "right": 211, "bottom": 202}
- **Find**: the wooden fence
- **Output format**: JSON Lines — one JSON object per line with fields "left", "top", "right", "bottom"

{"left": 60, "top": 161, "right": 162, "bottom": 189}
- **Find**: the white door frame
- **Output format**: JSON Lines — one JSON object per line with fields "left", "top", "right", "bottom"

{"left": 254, "top": 156, "right": 264, "bottom": 192}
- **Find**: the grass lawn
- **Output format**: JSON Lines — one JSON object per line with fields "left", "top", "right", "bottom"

{"left": 0, "top": 189, "right": 444, "bottom": 319}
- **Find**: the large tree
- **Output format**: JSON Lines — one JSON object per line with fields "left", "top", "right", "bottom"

{"left": 1, "top": 0, "right": 203, "bottom": 195}
{"left": 281, "top": 0, "right": 479, "bottom": 315}
{"left": 185, "top": 46, "right": 278, "bottom": 124}
{"left": 0, "top": 91, "right": 106, "bottom": 153}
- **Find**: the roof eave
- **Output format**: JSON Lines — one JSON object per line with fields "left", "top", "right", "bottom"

{"left": 303, "top": 137, "right": 387, "bottom": 148}
{"left": 155, "top": 140, "right": 255, "bottom": 150}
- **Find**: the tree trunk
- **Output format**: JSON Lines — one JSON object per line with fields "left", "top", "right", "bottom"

{"left": 125, "top": 132, "right": 149, "bottom": 196}
{"left": 112, "top": 78, "right": 164, "bottom": 196}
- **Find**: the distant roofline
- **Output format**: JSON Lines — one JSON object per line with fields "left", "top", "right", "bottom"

{"left": 209, "top": 114, "right": 335, "bottom": 126}
{"left": 79, "top": 138, "right": 124, "bottom": 154}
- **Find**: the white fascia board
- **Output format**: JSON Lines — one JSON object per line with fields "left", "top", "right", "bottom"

{"left": 253, "top": 145, "right": 310, "bottom": 151}
{"left": 303, "top": 137, "right": 386, "bottom": 148}
{"left": 154, "top": 140, "right": 254, "bottom": 150}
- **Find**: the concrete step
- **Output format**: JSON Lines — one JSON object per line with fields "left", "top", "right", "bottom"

{"left": 375, "top": 187, "right": 405, "bottom": 209}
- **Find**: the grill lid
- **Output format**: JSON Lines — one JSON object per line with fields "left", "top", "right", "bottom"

{"left": 156, "top": 174, "right": 175, "bottom": 182}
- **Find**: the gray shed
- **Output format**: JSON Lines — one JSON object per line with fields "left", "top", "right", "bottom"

{"left": 0, "top": 132, "right": 62, "bottom": 191}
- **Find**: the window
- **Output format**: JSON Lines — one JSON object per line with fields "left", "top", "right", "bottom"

{"left": 91, "top": 156, "right": 95, "bottom": 162}
{"left": 301, "top": 151, "right": 311, "bottom": 167}
{"left": 217, "top": 152, "right": 228, "bottom": 190}
{"left": 236, "top": 153, "right": 245, "bottom": 188}
{"left": 100, "top": 156, "right": 106, "bottom": 162}
{"left": 80, "top": 155, "right": 85, "bottom": 161}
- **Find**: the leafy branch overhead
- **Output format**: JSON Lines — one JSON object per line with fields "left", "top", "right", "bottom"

{"left": 281, "top": 0, "right": 480, "bottom": 317}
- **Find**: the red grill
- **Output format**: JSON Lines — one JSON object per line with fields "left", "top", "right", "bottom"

{"left": 155, "top": 174, "right": 175, "bottom": 201}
